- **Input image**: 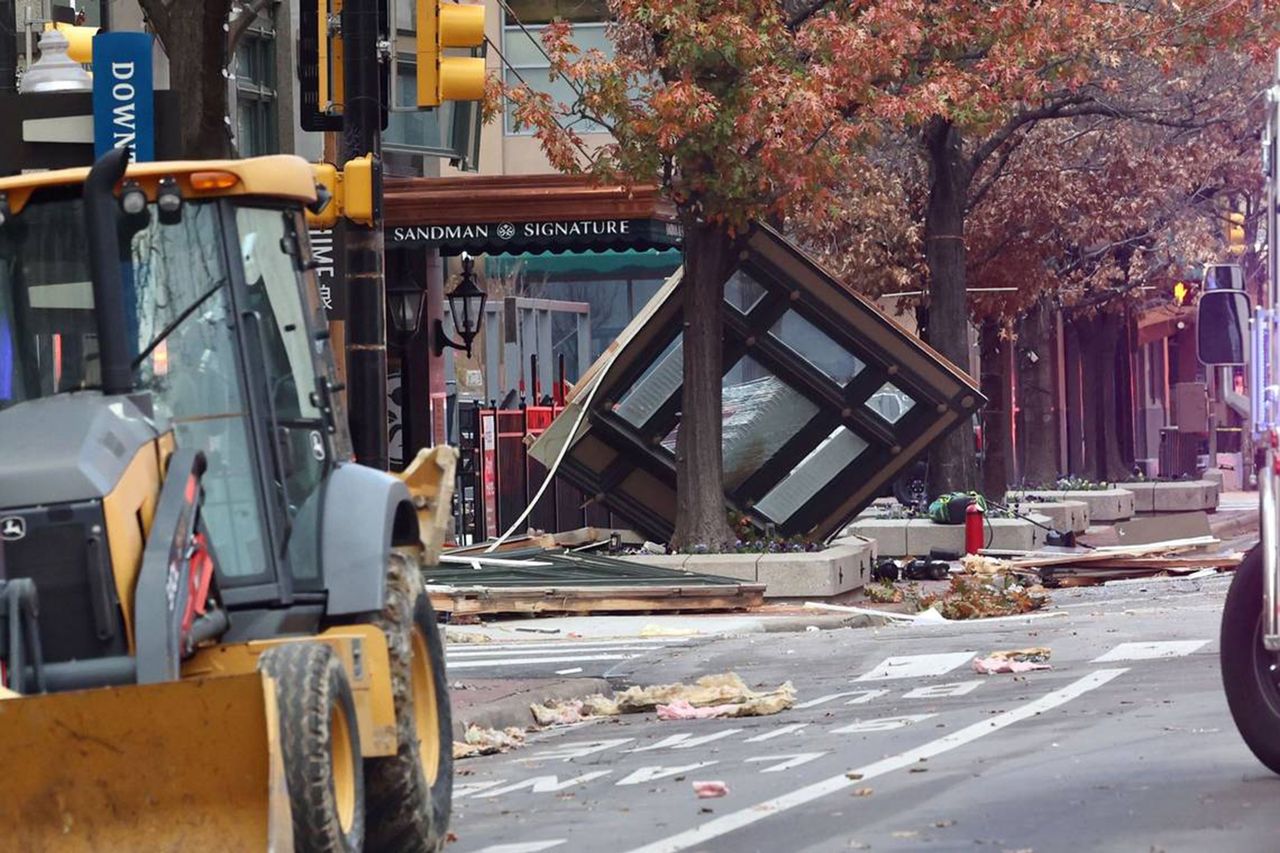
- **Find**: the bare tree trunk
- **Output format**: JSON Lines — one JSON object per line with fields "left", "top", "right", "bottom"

{"left": 671, "top": 216, "right": 737, "bottom": 551}
{"left": 138, "top": 0, "right": 234, "bottom": 158}
{"left": 1016, "top": 297, "right": 1059, "bottom": 485}
{"left": 979, "top": 318, "right": 1010, "bottom": 500}
{"left": 922, "top": 117, "right": 978, "bottom": 496}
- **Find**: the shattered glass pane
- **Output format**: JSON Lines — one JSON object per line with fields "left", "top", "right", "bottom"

{"left": 867, "top": 382, "right": 916, "bottom": 424}
{"left": 769, "top": 311, "right": 864, "bottom": 386}
{"left": 724, "top": 269, "right": 767, "bottom": 314}
{"left": 721, "top": 357, "right": 818, "bottom": 490}
{"left": 756, "top": 427, "right": 869, "bottom": 523}
{"left": 614, "top": 335, "right": 683, "bottom": 427}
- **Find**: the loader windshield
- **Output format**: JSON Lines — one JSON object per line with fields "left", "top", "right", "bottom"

{"left": 0, "top": 187, "right": 310, "bottom": 584}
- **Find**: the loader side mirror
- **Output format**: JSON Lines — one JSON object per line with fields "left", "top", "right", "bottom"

{"left": 1198, "top": 289, "right": 1251, "bottom": 366}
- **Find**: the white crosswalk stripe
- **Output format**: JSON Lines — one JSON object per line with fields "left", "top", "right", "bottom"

{"left": 1092, "top": 640, "right": 1210, "bottom": 662}
{"left": 855, "top": 652, "right": 976, "bottom": 681}
{"left": 445, "top": 638, "right": 691, "bottom": 675}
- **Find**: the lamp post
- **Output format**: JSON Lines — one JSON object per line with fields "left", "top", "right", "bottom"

{"left": 434, "top": 253, "right": 487, "bottom": 358}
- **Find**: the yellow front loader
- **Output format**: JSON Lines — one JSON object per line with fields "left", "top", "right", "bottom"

{"left": 0, "top": 148, "right": 456, "bottom": 851}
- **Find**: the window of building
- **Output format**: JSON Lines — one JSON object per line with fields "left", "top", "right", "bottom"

{"left": 502, "top": 0, "right": 610, "bottom": 135}
{"left": 235, "top": 16, "right": 278, "bottom": 156}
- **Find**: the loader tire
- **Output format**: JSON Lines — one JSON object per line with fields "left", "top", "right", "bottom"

{"left": 361, "top": 550, "right": 453, "bottom": 852}
{"left": 259, "top": 642, "right": 366, "bottom": 853}
{"left": 1221, "top": 544, "right": 1280, "bottom": 774}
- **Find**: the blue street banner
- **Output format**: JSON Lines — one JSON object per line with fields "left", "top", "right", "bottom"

{"left": 92, "top": 32, "right": 154, "bottom": 161}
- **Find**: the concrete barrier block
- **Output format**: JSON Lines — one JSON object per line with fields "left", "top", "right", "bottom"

{"left": 756, "top": 542, "right": 871, "bottom": 597}
{"left": 1009, "top": 500, "right": 1089, "bottom": 534}
{"left": 677, "top": 553, "right": 760, "bottom": 582}
{"left": 1008, "top": 489, "right": 1134, "bottom": 522}
{"left": 847, "top": 520, "right": 909, "bottom": 556}
{"left": 618, "top": 554, "right": 689, "bottom": 571}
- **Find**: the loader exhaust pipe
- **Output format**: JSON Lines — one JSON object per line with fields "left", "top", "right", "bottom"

{"left": 84, "top": 146, "right": 133, "bottom": 396}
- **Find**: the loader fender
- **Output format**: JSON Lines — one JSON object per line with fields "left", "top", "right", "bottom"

{"left": 322, "top": 462, "right": 418, "bottom": 616}
{"left": 0, "top": 673, "right": 294, "bottom": 851}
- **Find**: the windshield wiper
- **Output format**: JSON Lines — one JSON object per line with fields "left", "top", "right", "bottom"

{"left": 130, "top": 281, "right": 224, "bottom": 371}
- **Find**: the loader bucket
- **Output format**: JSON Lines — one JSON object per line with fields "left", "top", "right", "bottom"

{"left": 0, "top": 673, "right": 293, "bottom": 852}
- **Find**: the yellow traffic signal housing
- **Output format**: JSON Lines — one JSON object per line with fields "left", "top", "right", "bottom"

{"left": 416, "top": 0, "right": 486, "bottom": 108}
{"left": 342, "top": 154, "right": 376, "bottom": 226}
{"left": 304, "top": 156, "right": 377, "bottom": 229}
{"left": 1226, "top": 211, "right": 1246, "bottom": 255}
{"left": 306, "top": 163, "right": 341, "bottom": 229}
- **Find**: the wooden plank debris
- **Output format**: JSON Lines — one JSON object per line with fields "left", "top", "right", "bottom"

{"left": 425, "top": 548, "right": 765, "bottom": 616}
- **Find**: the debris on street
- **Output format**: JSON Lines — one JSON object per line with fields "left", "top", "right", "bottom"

{"left": 614, "top": 672, "right": 796, "bottom": 716}
{"left": 528, "top": 672, "right": 796, "bottom": 727}
{"left": 973, "top": 647, "right": 1053, "bottom": 674}
{"left": 453, "top": 725, "right": 527, "bottom": 759}
{"left": 693, "top": 781, "right": 730, "bottom": 799}
{"left": 921, "top": 575, "right": 1049, "bottom": 619}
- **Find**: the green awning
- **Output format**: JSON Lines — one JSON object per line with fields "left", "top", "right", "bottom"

{"left": 490, "top": 248, "right": 681, "bottom": 280}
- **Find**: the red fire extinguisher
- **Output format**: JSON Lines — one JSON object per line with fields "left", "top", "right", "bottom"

{"left": 965, "top": 501, "right": 985, "bottom": 555}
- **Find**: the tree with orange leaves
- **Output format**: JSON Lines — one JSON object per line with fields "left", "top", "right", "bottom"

{"left": 503, "top": 0, "right": 1277, "bottom": 546}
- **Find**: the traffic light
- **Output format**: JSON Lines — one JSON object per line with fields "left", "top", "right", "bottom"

{"left": 1226, "top": 211, "right": 1246, "bottom": 255}
{"left": 416, "top": 0, "right": 486, "bottom": 108}
{"left": 1173, "top": 280, "right": 1199, "bottom": 307}
{"left": 304, "top": 156, "right": 379, "bottom": 229}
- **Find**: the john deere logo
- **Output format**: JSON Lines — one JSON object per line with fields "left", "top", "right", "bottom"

{"left": 0, "top": 516, "right": 25, "bottom": 541}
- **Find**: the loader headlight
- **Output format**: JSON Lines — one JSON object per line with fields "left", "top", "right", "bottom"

{"left": 120, "top": 180, "right": 147, "bottom": 216}
{"left": 156, "top": 177, "right": 182, "bottom": 224}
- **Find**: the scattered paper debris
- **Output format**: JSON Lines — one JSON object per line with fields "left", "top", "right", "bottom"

{"left": 555, "top": 667, "right": 584, "bottom": 675}
{"left": 453, "top": 725, "right": 526, "bottom": 759}
{"left": 806, "top": 625, "right": 821, "bottom": 632}
{"left": 962, "top": 554, "right": 1013, "bottom": 575}
{"left": 693, "top": 781, "right": 729, "bottom": 798}
{"left": 530, "top": 694, "right": 621, "bottom": 726}
{"left": 852, "top": 788, "right": 874, "bottom": 797}
{"left": 614, "top": 672, "right": 796, "bottom": 716}
{"left": 658, "top": 699, "right": 746, "bottom": 720}
{"left": 444, "top": 630, "right": 492, "bottom": 644}
{"left": 973, "top": 647, "right": 1053, "bottom": 674}
{"left": 640, "top": 624, "right": 701, "bottom": 638}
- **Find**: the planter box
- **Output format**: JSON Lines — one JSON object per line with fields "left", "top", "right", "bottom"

{"left": 1007, "top": 489, "right": 1135, "bottom": 522}
{"left": 1003, "top": 500, "right": 1090, "bottom": 534}
{"left": 623, "top": 539, "right": 874, "bottom": 598}
{"left": 846, "top": 515, "right": 1048, "bottom": 557}
{"left": 1123, "top": 480, "right": 1219, "bottom": 513}
{"left": 754, "top": 539, "right": 874, "bottom": 598}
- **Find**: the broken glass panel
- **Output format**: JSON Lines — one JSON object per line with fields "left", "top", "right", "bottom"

{"left": 769, "top": 311, "right": 864, "bottom": 386}
{"left": 867, "top": 381, "right": 916, "bottom": 424}
{"left": 721, "top": 357, "right": 818, "bottom": 490}
{"left": 755, "top": 427, "right": 869, "bottom": 523}
{"left": 724, "top": 269, "right": 767, "bottom": 314}
{"left": 613, "top": 335, "right": 683, "bottom": 427}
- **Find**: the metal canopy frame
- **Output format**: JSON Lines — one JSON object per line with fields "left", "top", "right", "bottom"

{"left": 531, "top": 225, "right": 985, "bottom": 543}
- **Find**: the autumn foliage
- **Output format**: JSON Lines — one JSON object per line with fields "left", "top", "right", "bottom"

{"left": 502, "top": 0, "right": 1279, "bottom": 541}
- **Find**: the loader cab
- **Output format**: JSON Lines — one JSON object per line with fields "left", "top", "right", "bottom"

{"left": 0, "top": 158, "right": 351, "bottom": 621}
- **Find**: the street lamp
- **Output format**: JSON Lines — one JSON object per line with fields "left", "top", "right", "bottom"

{"left": 386, "top": 274, "right": 426, "bottom": 337}
{"left": 434, "top": 253, "right": 487, "bottom": 357}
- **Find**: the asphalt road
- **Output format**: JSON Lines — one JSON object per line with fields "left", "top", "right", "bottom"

{"left": 447, "top": 573, "right": 1280, "bottom": 853}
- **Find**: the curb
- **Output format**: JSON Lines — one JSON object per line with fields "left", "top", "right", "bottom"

{"left": 449, "top": 676, "right": 611, "bottom": 740}
{"left": 756, "top": 612, "right": 891, "bottom": 633}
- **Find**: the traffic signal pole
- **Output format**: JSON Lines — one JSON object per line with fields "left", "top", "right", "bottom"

{"left": 340, "top": 0, "right": 388, "bottom": 470}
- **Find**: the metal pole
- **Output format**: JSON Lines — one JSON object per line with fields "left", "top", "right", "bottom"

{"left": 0, "top": 1, "right": 16, "bottom": 94}
{"left": 341, "top": 0, "right": 388, "bottom": 469}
